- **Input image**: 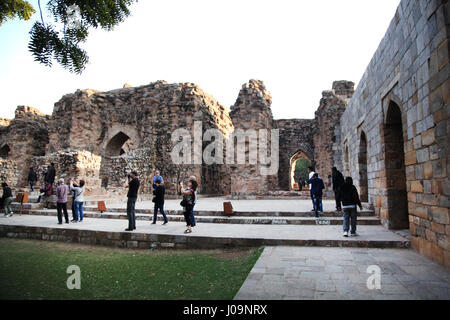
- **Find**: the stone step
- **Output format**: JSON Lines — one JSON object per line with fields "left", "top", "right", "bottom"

{"left": 83, "top": 207, "right": 376, "bottom": 217}
{"left": 0, "top": 215, "right": 411, "bottom": 249}
{"left": 20, "top": 209, "right": 381, "bottom": 225}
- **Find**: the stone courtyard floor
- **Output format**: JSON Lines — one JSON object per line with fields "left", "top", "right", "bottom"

{"left": 234, "top": 246, "right": 450, "bottom": 300}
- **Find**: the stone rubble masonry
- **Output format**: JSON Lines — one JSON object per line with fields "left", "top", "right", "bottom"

{"left": 340, "top": 0, "right": 450, "bottom": 268}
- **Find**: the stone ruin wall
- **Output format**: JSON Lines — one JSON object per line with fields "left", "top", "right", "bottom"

{"left": 313, "top": 81, "right": 355, "bottom": 196}
{"left": 44, "top": 81, "right": 234, "bottom": 195}
{"left": 0, "top": 79, "right": 351, "bottom": 198}
{"left": 340, "top": 0, "right": 449, "bottom": 267}
{"left": 0, "top": 106, "right": 49, "bottom": 187}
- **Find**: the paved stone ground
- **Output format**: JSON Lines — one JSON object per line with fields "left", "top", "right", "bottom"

{"left": 105, "top": 198, "right": 338, "bottom": 212}
{"left": 0, "top": 215, "right": 406, "bottom": 243}
{"left": 234, "top": 246, "right": 450, "bottom": 300}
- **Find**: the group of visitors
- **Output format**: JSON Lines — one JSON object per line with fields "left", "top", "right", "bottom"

{"left": 125, "top": 170, "right": 198, "bottom": 234}
{"left": 55, "top": 177, "right": 86, "bottom": 224}
{"left": 306, "top": 166, "right": 363, "bottom": 237}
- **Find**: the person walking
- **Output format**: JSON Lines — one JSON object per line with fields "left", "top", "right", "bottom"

{"left": 307, "top": 166, "right": 316, "bottom": 211}
{"left": 28, "top": 167, "right": 38, "bottom": 192}
{"left": 307, "top": 173, "right": 325, "bottom": 218}
{"left": 125, "top": 171, "right": 140, "bottom": 231}
{"left": 152, "top": 179, "right": 168, "bottom": 225}
{"left": 331, "top": 167, "right": 345, "bottom": 211}
{"left": 1, "top": 182, "right": 14, "bottom": 217}
{"left": 180, "top": 179, "right": 197, "bottom": 234}
{"left": 338, "top": 177, "right": 363, "bottom": 237}
{"left": 70, "top": 179, "right": 85, "bottom": 223}
{"left": 56, "top": 178, "right": 69, "bottom": 224}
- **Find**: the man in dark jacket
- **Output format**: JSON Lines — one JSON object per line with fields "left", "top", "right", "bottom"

{"left": 331, "top": 167, "right": 345, "bottom": 211}
{"left": 307, "top": 173, "right": 325, "bottom": 218}
{"left": 125, "top": 171, "right": 140, "bottom": 231}
{"left": 2, "top": 182, "right": 14, "bottom": 217}
{"left": 152, "top": 179, "right": 168, "bottom": 225}
{"left": 28, "top": 167, "right": 38, "bottom": 192}
{"left": 45, "top": 163, "right": 56, "bottom": 185}
{"left": 338, "top": 177, "right": 363, "bottom": 237}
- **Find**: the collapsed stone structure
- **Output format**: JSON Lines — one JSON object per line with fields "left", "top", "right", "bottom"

{"left": 0, "top": 0, "right": 448, "bottom": 267}
{"left": 0, "top": 79, "right": 351, "bottom": 198}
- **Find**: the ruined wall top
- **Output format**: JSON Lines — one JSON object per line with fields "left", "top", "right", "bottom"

{"left": 332, "top": 80, "right": 355, "bottom": 99}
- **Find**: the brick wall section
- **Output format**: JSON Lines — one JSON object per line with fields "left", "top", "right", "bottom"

{"left": 340, "top": 0, "right": 449, "bottom": 267}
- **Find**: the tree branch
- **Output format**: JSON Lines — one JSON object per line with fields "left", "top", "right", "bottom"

{"left": 38, "top": 0, "right": 45, "bottom": 26}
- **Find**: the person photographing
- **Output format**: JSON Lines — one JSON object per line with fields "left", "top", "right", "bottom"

{"left": 125, "top": 171, "right": 140, "bottom": 231}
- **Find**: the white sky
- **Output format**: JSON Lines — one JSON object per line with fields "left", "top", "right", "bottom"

{"left": 0, "top": 0, "right": 401, "bottom": 120}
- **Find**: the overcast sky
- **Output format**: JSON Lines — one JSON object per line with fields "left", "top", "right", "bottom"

{"left": 0, "top": 0, "right": 401, "bottom": 120}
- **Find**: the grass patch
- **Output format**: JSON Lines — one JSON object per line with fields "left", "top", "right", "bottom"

{"left": 0, "top": 239, "right": 263, "bottom": 300}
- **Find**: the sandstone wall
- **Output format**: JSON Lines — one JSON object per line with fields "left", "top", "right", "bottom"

{"left": 340, "top": 0, "right": 449, "bottom": 267}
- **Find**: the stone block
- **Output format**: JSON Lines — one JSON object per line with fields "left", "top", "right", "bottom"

{"left": 430, "top": 206, "right": 449, "bottom": 224}
{"left": 405, "top": 151, "right": 417, "bottom": 165}
{"left": 421, "top": 129, "right": 435, "bottom": 146}
{"left": 423, "top": 161, "right": 433, "bottom": 179}
{"left": 410, "top": 180, "right": 423, "bottom": 193}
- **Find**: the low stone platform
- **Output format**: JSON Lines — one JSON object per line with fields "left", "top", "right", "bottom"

{"left": 22, "top": 209, "right": 382, "bottom": 225}
{"left": 0, "top": 215, "right": 410, "bottom": 249}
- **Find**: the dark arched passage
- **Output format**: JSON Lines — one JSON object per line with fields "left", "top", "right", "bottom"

{"left": 105, "top": 132, "right": 130, "bottom": 156}
{"left": 358, "top": 131, "right": 368, "bottom": 202}
{"left": 383, "top": 101, "right": 408, "bottom": 229}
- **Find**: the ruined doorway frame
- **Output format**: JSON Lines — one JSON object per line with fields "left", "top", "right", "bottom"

{"left": 289, "top": 149, "right": 311, "bottom": 191}
{"left": 105, "top": 131, "right": 131, "bottom": 157}
{"left": 382, "top": 99, "right": 409, "bottom": 229}
{"left": 358, "top": 131, "right": 368, "bottom": 202}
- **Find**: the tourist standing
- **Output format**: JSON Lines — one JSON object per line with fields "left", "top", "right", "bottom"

{"left": 28, "top": 167, "right": 38, "bottom": 192}
{"left": 188, "top": 175, "right": 198, "bottom": 227}
{"left": 331, "top": 167, "right": 345, "bottom": 211}
{"left": 180, "top": 179, "right": 197, "bottom": 234}
{"left": 338, "top": 177, "right": 363, "bottom": 237}
{"left": 307, "top": 166, "right": 316, "bottom": 211}
{"left": 152, "top": 179, "right": 168, "bottom": 225}
{"left": 45, "top": 163, "right": 56, "bottom": 185}
{"left": 1, "top": 182, "right": 14, "bottom": 217}
{"left": 70, "top": 181, "right": 78, "bottom": 221}
{"left": 307, "top": 173, "right": 325, "bottom": 218}
{"left": 56, "top": 178, "right": 69, "bottom": 224}
{"left": 152, "top": 170, "right": 164, "bottom": 189}
{"left": 70, "top": 178, "right": 85, "bottom": 223}
{"left": 126, "top": 171, "right": 140, "bottom": 231}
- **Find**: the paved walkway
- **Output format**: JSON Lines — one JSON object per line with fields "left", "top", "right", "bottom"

{"left": 104, "top": 198, "right": 337, "bottom": 212}
{"left": 234, "top": 246, "right": 450, "bottom": 300}
{"left": 0, "top": 215, "right": 406, "bottom": 244}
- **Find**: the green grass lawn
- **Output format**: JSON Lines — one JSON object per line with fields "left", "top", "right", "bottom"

{"left": 0, "top": 239, "right": 263, "bottom": 300}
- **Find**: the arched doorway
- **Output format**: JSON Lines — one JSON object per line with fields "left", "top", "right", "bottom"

{"left": 358, "top": 131, "right": 368, "bottom": 202}
{"left": 289, "top": 150, "right": 311, "bottom": 190}
{"left": 384, "top": 101, "right": 408, "bottom": 229}
{"left": 105, "top": 132, "right": 131, "bottom": 156}
{"left": 0, "top": 144, "right": 10, "bottom": 159}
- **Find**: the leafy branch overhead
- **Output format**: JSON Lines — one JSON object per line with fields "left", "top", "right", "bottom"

{"left": 1, "top": 0, "right": 136, "bottom": 74}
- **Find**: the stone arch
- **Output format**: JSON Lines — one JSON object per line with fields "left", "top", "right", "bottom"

{"left": 289, "top": 149, "right": 311, "bottom": 190}
{"left": 358, "top": 131, "right": 368, "bottom": 202}
{"left": 0, "top": 144, "right": 10, "bottom": 159}
{"left": 383, "top": 100, "right": 409, "bottom": 229}
{"left": 105, "top": 132, "right": 131, "bottom": 156}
